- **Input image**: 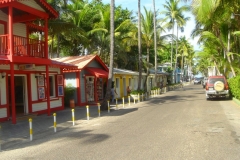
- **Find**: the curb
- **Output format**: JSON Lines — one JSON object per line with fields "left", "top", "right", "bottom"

{"left": 233, "top": 97, "right": 240, "bottom": 106}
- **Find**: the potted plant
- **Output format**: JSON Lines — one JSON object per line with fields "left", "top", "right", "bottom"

{"left": 64, "top": 83, "right": 76, "bottom": 108}
{"left": 130, "top": 89, "right": 145, "bottom": 100}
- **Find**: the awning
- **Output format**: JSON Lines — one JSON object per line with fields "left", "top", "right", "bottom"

{"left": 86, "top": 67, "right": 108, "bottom": 78}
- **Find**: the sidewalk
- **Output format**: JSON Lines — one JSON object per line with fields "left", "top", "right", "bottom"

{"left": 0, "top": 89, "right": 175, "bottom": 150}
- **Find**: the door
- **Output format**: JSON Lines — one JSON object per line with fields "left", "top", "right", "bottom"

{"left": 86, "top": 76, "right": 95, "bottom": 102}
{"left": 123, "top": 78, "right": 127, "bottom": 96}
{"left": 8, "top": 76, "right": 26, "bottom": 115}
{"left": 115, "top": 78, "right": 120, "bottom": 98}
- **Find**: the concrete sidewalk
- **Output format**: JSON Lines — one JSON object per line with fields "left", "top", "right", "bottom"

{"left": 0, "top": 97, "right": 145, "bottom": 149}
{"left": 0, "top": 89, "right": 174, "bottom": 150}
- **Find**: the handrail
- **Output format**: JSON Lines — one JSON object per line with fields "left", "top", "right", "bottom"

{"left": 0, "top": 34, "right": 45, "bottom": 58}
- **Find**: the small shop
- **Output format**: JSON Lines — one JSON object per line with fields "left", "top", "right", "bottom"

{"left": 112, "top": 68, "right": 142, "bottom": 98}
{"left": 53, "top": 55, "right": 109, "bottom": 106}
{"left": 0, "top": 0, "right": 79, "bottom": 124}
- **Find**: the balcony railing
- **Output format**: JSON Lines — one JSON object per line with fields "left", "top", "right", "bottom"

{"left": 0, "top": 34, "right": 45, "bottom": 58}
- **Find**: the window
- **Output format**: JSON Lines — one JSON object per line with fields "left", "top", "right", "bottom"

{"left": 129, "top": 78, "right": 131, "bottom": 87}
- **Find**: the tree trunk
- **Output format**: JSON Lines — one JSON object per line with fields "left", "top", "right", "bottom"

{"left": 171, "top": 19, "right": 175, "bottom": 69}
{"left": 153, "top": 0, "right": 157, "bottom": 87}
{"left": 137, "top": 0, "right": 142, "bottom": 91}
{"left": 219, "top": 32, "right": 236, "bottom": 77}
{"left": 101, "top": 0, "right": 115, "bottom": 110}
{"left": 174, "top": 25, "right": 178, "bottom": 83}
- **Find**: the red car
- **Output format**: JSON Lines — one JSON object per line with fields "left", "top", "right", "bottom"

{"left": 205, "top": 75, "right": 230, "bottom": 100}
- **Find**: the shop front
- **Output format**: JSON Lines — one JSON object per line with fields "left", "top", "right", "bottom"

{"left": 53, "top": 55, "right": 109, "bottom": 106}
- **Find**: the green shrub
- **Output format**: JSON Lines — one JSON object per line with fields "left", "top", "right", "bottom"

{"left": 228, "top": 76, "right": 240, "bottom": 100}
{"left": 64, "top": 83, "right": 76, "bottom": 105}
{"left": 130, "top": 89, "right": 145, "bottom": 95}
{"left": 151, "top": 86, "right": 159, "bottom": 90}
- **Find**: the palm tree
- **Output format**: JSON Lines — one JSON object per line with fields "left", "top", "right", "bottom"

{"left": 153, "top": 0, "right": 157, "bottom": 86}
{"left": 191, "top": 0, "right": 237, "bottom": 77}
{"left": 141, "top": 7, "right": 154, "bottom": 81}
{"left": 89, "top": 5, "right": 137, "bottom": 66}
{"left": 137, "top": 0, "right": 142, "bottom": 91}
{"left": 101, "top": 0, "right": 115, "bottom": 110}
{"left": 161, "top": 0, "right": 190, "bottom": 82}
{"left": 178, "top": 36, "right": 193, "bottom": 79}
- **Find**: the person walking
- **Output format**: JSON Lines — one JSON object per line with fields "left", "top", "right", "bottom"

{"left": 127, "top": 86, "right": 131, "bottom": 96}
{"left": 111, "top": 86, "right": 118, "bottom": 103}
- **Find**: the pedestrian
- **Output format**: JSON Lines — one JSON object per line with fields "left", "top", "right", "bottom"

{"left": 127, "top": 86, "right": 131, "bottom": 95}
{"left": 111, "top": 86, "right": 118, "bottom": 103}
{"left": 160, "top": 80, "right": 163, "bottom": 93}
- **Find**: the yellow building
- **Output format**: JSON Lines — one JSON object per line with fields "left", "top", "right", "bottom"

{"left": 112, "top": 68, "right": 146, "bottom": 98}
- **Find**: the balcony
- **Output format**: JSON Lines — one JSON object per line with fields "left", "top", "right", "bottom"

{"left": 0, "top": 34, "right": 45, "bottom": 58}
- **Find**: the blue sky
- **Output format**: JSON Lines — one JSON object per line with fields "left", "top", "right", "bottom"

{"left": 101, "top": 0, "right": 200, "bottom": 50}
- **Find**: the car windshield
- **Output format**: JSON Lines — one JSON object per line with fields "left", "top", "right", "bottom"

{"left": 208, "top": 78, "right": 225, "bottom": 84}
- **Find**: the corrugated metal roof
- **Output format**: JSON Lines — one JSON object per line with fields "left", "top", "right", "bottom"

{"left": 112, "top": 68, "right": 145, "bottom": 75}
{"left": 52, "top": 55, "right": 110, "bottom": 71}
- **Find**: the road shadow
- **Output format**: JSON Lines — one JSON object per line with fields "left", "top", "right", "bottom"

{"left": 2, "top": 128, "right": 111, "bottom": 152}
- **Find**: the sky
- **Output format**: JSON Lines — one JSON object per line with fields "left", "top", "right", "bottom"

{"left": 101, "top": 0, "right": 200, "bottom": 51}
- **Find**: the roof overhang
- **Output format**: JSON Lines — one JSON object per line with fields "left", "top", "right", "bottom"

{"left": 86, "top": 67, "right": 108, "bottom": 78}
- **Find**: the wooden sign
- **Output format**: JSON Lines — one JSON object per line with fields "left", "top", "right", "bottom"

{"left": 19, "top": 64, "right": 35, "bottom": 70}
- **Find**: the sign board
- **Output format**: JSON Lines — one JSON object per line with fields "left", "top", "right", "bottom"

{"left": 19, "top": 64, "right": 35, "bottom": 70}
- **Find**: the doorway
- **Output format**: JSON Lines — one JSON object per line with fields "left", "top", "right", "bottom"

{"left": 123, "top": 78, "right": 126, "bottom": 96}
{"left": 8, "top": 76, "right": 26, "bottom": 115}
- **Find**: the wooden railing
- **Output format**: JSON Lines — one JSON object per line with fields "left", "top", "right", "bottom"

{"left": 0, "top": 34, "right": 45, "bottom": 58}
{"left": 0, "top": 34, "right": 8, "bottom": 55}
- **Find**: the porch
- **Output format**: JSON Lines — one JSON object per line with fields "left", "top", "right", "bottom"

{"left": 0, "top": 34, "right": 45, "bottom": 58}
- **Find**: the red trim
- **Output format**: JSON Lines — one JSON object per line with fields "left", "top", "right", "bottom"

{"left": 9, "top": 6, "right": 13, "bottom": 56}
{"left": 61, "top": 70, "right": 64, "bottom": 109}
{"left": 86, "top": 67, "right": 109, "bottom": 78}
{"left": 39, "top": 0, "right": 58, "bottom": 18}
{"left": 10, "top": 62, "right": 16, "bottom": 124}
{"left": 76, "top": 72, "right": 80, "bottom": 106}
{"left": 46, "top": 65, "right": 50, "bottom": 116}
{"left": 27, "top": 74, "right": 32, "bottom": 113}
{"left": 0, "top": 0, "right": 58, "bottom": 19}
{"left": 0, "top": 117, "right": 9, "bottom": 122}
{"left": 6, "top": 75, "right": 9, "bottom": 117}
{"left": 12, "top": 1, "right": 49, "bottom": 19}
{"left": 94, "top": 77, "right": 96, "bottom": 102}
{"left": 13, "top": 14, "right": 39, "bottom": 23}
{"left": 84, "top": 76, "right": 87, "bottom": 104}
{"left": 26, "top": 23, "right": 45, "bottom": 32}
{"left": 80, "top": 55, "right": 109, "bottom": 72}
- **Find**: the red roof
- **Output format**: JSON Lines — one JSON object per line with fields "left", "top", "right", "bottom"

{"left": 52, "top": 55, "right": 109, "bottom": 71}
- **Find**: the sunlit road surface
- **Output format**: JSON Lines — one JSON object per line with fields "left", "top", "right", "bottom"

{"left": 1, "top": 84, "right": 240, "bottom": 160}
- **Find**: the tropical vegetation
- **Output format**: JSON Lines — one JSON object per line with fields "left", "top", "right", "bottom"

{"left": 44, "top": 0, "right": 240, "bottom": 105}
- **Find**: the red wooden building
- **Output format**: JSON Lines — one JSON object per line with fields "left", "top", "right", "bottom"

{"left": 0, "top": 0, "right": 77, "bottom": 124}
{"left": 53, "top": 55, "right": 109, "bottom": 106}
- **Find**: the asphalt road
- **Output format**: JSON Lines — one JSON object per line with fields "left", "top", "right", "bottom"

{"left": 1, "top": 84, "right": 240, "bottom": 160}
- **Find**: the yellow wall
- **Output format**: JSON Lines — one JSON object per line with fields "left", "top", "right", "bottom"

{"left": 113, "top": 74, "right": 133, "bottom": 98}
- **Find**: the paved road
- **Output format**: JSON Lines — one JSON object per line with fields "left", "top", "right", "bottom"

{"left": 1, "top": 84, "right": 240, "bottom": 159}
